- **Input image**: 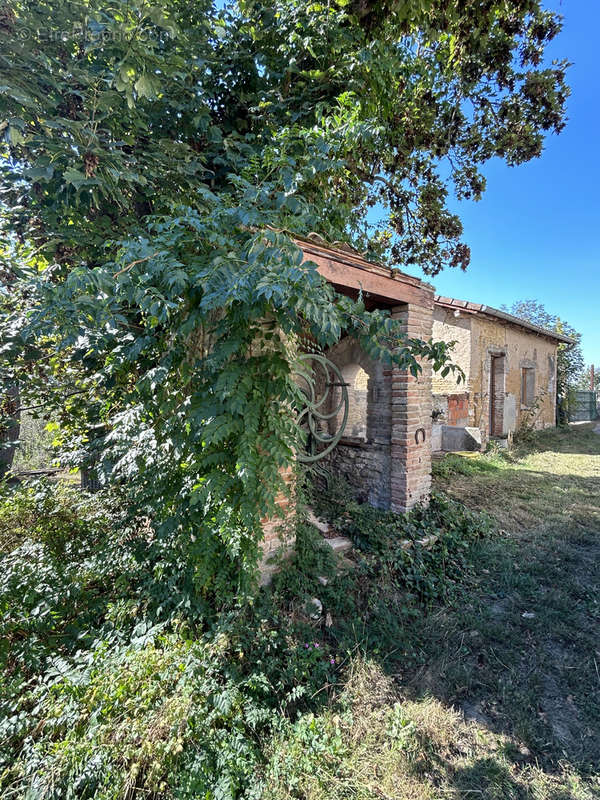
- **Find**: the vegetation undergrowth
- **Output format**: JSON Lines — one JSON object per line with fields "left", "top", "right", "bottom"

{"left": 263, "top": 658, "right": 594, "bottom": 800}
{"left": 432, "top": 447, "right": 509, "bottom": 480}
{"left": 262, "top": 427, "right": 600, "bottom": 799}
{"left": 4, "top": 427, "right": 598, "bottom": 799}
{"left": 0, "top": 475, "right": 489, "bottom": 799}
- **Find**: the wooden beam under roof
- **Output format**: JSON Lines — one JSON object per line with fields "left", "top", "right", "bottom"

{"left": 296, "top": 237, "right": 434, "bottom": 309}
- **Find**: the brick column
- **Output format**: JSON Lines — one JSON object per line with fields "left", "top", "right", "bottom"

{"left": 388, "top": 301, "right": 434, "bottom": 513}
{"left": 261, "top": 465, "right": 295, "bottom": 553}
{"left": 258, "top": 464, "right": 296, "bottom": 584}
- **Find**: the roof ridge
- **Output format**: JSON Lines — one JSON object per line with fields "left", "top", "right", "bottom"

{"left": 434, "top": 295, "right": 575, "bottom": 345}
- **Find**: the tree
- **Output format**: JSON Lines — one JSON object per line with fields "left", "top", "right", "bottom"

{"left": 0, "top": 257, "right": 20, "bottom": 479}
{"left": 0, "top": 1, "right": 569, "bottom": 590}
{"left": 577, "top": 366, "right": 600, "bottom": 392}
{"left": 503, "top": 299, "right": 584, "bottom": 420}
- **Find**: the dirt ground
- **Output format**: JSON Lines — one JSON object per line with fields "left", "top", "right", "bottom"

{"left": 423, "top": 424, "right": 600, "bottom": 782}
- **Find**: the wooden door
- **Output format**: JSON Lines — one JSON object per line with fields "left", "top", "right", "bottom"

{"left": 489, "top": 355, "right": 505, "bottom": 437}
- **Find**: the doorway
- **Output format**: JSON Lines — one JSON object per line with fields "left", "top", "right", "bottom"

{"left": 489, "top": 354, "right": 505, "bottom": 437}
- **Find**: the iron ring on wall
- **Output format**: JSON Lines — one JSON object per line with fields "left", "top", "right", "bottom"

{"left": 415, "top": 427, "right": 426, "bottom": 445}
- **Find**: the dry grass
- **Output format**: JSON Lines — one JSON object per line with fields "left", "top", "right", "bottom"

{"left": 265, "top": 426, "right": 600, "bottom": 799}
{"left": 266, "top": 659, "right": 597, "bottom": 800}
{"left": 433, "top": 424, "right": 600, "bottom": 532}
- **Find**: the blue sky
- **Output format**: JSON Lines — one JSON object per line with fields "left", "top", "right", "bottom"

{"left": 400, "top": 0, "right": 598, "bottom": 366}
{"left": 223, "top": 0, "right": 597, "bottom": 362}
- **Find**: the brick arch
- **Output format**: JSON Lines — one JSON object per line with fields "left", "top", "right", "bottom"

{"left": 323, "top": 337, "right": 388, "bottom": 445}
{"left": 341, "top": 362, "right": 369, "bottom": 390}
{"left": 312, "top": 337, "right": 392, "bottom": 508}
{"left": 337, "top": 363, "right": 368, "bottom": 439}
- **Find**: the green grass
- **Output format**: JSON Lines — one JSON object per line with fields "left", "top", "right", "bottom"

{"left": 265, "top": 660, "right": 597, "bottom": 799}
{"left": 423, "top": 425, "right": 600, "bottom": 769}
{"left": 265, "top": 425, "right": 600, "bottom": 798}
{"left": 433, "top": 425, "right": 600, "bottom": 532}
{"left": 3, "top": 425, "right": 600, "bottom": 798}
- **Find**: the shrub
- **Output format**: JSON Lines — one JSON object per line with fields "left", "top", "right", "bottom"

{"left": 0, "top": 482, "right": 342, "bottom": 799}
{"left": 0, "top": 482, "right": 135, "bottom": 679}
{"left": 310, "top": 479, "right": 493, "bottom": 607}
{"left": 0, "top": 479, "right": 492, "bottom": 798}
{"left": 4, "top": 634, "right": 270, "bottom": 799}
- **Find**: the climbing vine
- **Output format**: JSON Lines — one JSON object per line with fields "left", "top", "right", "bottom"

{"left": 0, "top": 0, "right": 568, "bottom": 589}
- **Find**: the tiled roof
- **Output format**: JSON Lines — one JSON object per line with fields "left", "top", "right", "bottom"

{"left": 434, "top": 295, "right": 575, "bottom": 345}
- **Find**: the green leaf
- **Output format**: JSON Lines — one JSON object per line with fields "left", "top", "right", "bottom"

{"left": 63, "top": 168, "right": 88, "bottom": 189}
{"left": 134, "top": 74, "right": 159, "bottom": 100}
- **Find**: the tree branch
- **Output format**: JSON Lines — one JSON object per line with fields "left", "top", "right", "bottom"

{"left": 4, "top": 389, "right": 87, "bottom": 416}
{"left": 113, "top": 251, "right": 160, "bottom": 278}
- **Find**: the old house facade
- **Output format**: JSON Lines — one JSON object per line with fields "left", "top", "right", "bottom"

{"left": 261, "top": 243, "right": 573, "bottom": 565}
{"left": 261, "top": 238, "right": 436, "bottom": 559}
{"left": 431, "top": 296, "right": 574, "bottom": 450}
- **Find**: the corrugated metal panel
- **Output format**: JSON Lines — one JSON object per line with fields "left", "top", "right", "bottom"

{"left": 568, "top": 391, "right": 598, "bottom": 422}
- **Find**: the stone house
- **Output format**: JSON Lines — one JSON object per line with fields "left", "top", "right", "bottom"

{"left": 261, "top": 240, "right": 573, "bottom": 563}
{"left": 261, "top": 237, "right": 436, "bottom": 559}
{"left": 431, "top": 296, "right": 574, "bottom": 451}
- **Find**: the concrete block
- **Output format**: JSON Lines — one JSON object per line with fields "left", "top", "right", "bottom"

{"left": 441, "top": 425, "right": 482, "bottom": 452}
{"left": 431, "top": 423, "right": 443, "bottom": 452}
{"left": 325, "top": 536, "right": 353, "bottom": 555}
{"left": 503, "top": 393, "right": 517, "bottom": 435}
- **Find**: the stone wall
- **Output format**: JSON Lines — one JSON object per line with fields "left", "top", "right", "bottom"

{"left": 431, "top": 307, "right": 559, "bottom": 446}
{"left": 322, "top": 440, "right": 392, "bottom": 509}
{"left": 431, "top": 306, "right": 472, "bottom": 394}
{"left": 319, "top": 336, "right": 392, "bottom": 510}
{"left": 470, "top": 316, "right": 558, "bottom": 440}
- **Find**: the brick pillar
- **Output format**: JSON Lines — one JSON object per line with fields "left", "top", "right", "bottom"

{"left": 261, "top": 465, "right": 295, "bottom": 553}
{"left": 388, "top": 302, "right": 434, "bottom": 513}
{"left": 259, "top": 465, "right": 296, "bottom": 584}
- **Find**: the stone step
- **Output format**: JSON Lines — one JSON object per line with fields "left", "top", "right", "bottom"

{"left": 325, "top": 536, "right": 353, "bottom": 555}
{"left": 307, "top": 508, "right": 332, "bottom": 535}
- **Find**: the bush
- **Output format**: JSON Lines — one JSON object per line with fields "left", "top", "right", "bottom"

{"left": 5, "top": 634, "right": 270, "bottom": 799}
{"left": 309, "top": 479, "right": 493, "bottom": 607}
{"left": 0, "top": 482, "right": 342, "bottom": 799}
{"left": 0, "top": 479, "right": 492, "bottom": 798}
{"left": 0, "top": 482, "right": 134, "bottom": 679}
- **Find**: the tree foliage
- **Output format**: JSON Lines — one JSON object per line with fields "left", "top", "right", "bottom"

{"left": 1, "top": 0, "right": 569, "bottom": 272}
{"left": 0, "top": 0, "right": 569, "bottom": 587}
{"left": 577, "top": 365, "right": 600, "bottom": 393}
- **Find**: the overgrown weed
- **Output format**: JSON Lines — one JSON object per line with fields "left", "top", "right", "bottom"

{"left": 3, "top": 427, "right": 598, "bottom": 799}
{"left": 0, "top": 474, "right": 490, "bottom": 798}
